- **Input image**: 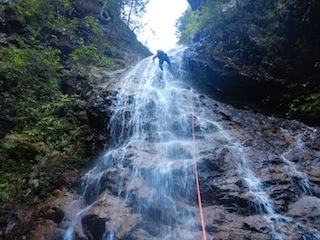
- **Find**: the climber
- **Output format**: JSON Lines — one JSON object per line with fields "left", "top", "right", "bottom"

{"left": 152, "top": 50, "right": 171, "bottom": 70}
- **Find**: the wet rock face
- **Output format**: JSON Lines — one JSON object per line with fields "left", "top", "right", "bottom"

{"left": 182, "top": 42, "right": 285, "bottom": 111}
{"left": 85, "top": 90, "right": 116, "bottom": 154}
{"left": 9, "top": 84, "right": 320, "bottom": 240}
{"left": 182, "top": 0, "right": 320, "bottom": 122}
{"left": 189, "top": 96, "right": 320, "bottom": 239}
{"left": 4, "top": 54, "right": 320, "bottom": 239}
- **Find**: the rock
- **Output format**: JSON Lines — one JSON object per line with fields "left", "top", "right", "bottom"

{"left": 86, "top": 90, "right": 115, "bottom": 131}
{"left": 62, "top": 73, "right": 320, "bottom": 239}
{"left": 85, "top": 90, "right": 114, "bottom": 153}
{"left": 55, "top": 168, "right": 81, "bottom": 189}
{"left": 82, "top": 215, "right": 107, "bottom": 240}
{"left": 2, "top": 190, "right": 77, "bottom": 240}
{"left": 60, "top": 74, "right": 92, "bottom": 100}
{"left": 0, "top": 6, "right": 24, "bottom": 34}
{"left": 182, "top": 0, "right": 320, "bottom": 124}
{"left": 0, "top": 118, "right": 14, "bottom": 138}
{"left": 288, "top": 196, "right": 320, "bottom": 230}
{"left": 4, "top": 48, "right": 320, "bottom": 240}
{"left": 29, "top": 219, "right": 64, "bottom": 240}
{"left": 182, "top": 43, "right": 274, "bottom": 109}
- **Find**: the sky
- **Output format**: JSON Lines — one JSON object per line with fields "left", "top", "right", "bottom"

{"left": 137, "top": 0, "right": 189, "bottom": 54}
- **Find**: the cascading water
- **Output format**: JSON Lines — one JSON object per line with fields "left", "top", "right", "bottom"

{"left": 280, "top": 128, "right": 317, "bottom": 195}
{"left": 61, "top": 48, "right": 320, "bottom": 240}
{"left": 63, "top": 48, "right": 204, "bottom": 239}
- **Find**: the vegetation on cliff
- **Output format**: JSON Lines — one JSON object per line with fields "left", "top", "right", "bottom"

{"left": 0, "top": 0, "right": 150, "bottom": 206}
{"left": 177, "top": 0, "right": 320, "bottom": 124}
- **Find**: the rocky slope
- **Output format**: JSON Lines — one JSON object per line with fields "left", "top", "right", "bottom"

{"left": 2, "top": 0, "right": 320, "bottom": 239}
{"left": 0, "top": 0, "right": 150, "bottom": 236}
{"left": 4, "top": 52, "right": 320, "bottom": 240}
{"left": 183, "top": 0, "right": 320, "bottom": 125}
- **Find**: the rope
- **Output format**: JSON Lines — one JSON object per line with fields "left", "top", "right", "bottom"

{"left": 190, "top": 89, "right": 207, "bottom": 240}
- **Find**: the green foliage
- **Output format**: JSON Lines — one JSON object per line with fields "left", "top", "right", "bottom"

{"left": 85, "top": 16, "right": 100, "bottom": 35}
{"left": 0, "top": 0, "right": 147, "bottom": 207}
{"left": 120, "top": 0, "right": 150, "bottom": 32}
{"left": 176, "top": 0, "right": 291, "bottom": 52}
{"left": 178, "top": 8, "right": 203, "bottom": 42}
{"left": 0, "top": 43, "right": 61, "bottom": 80}
{"left": 69, "top": 42, "right": 115, "bottom": 70}
{"left": 0, "top": 43, "right": 62, "bottom": 127}
{"left": 177, "top": 1, "right": 239, "bottom": 44}
{"left": 13, "top": 0, "right": 51, "bottom": 28}
{"left": 0, "top": 134, "right": 44, "bottom": 202}
{"left": 285, "top": 81, "right": 320, "bottom": 123}
{"left": 176, "top": 3, "right": 216, "bottom": 43}
{"left": 174, "top": 0, "right": 320, "bottom": 127}
{"left": 0, "top": 26, "right": 91, "bottom": 204}
{"left": 12, "top": 0, "right": 74, "bottom": 34}
{"left": 0, "top": 91, "right": 90, "bottom": 204}
{"left": 287, "top": 92, "right": 320, "bottom": 122}
{"left": 0, "top": 0, "right": 85, "bottom": 204}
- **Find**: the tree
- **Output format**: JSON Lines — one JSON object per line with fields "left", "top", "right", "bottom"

{"left": 99, "top": 0, "right": 122, "bottom": 22}
{"left": 120, "top": 0, "right": 150, "bottom": 33}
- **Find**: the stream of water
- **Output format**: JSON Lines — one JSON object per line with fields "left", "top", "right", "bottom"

{"left": 62, "top": 48, "right": 320, "bottom": 240}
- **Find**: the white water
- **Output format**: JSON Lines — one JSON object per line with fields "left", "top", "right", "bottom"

{"left": 62, "top": 48, "right": 320, "bottom": 240}
{"left": 280, "top": 128, "right": 318, "bottom": 195}
{"left": 63, "top": 48, "right": 204, "bottom": 239}
{"left": 196, "top": 118, "right": 284, "bottom": 239}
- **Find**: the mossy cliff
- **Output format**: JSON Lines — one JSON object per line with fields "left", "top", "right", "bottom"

{"left": 181, "top": 0, "right": 320, "bottom": 125}
{"left": 0, "top": 0, "right": 150, "bottom": 214}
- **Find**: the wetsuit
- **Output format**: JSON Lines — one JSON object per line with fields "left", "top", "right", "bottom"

{"left": 153, "top": 50, "right": 171, "bottom": 70}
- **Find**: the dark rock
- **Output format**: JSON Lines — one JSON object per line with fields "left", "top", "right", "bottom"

{"left": 0, "top": 6, "right": 24, "bottom": 34}
{"left": 182, "top": 0, "right": 320, "bottom": 124}
{"left": 56, "top": 168, "right": 81, "bottom": 189}
{"left": 136, "top": 195, "right": 178, "bottom": 225}
{"left": 29, "top": 219, "right": 64, "bottom": 240}
{"left": 182, "top": 43, "right": 284, "bottom": 111}
{"left": 60, "top": 74, "right": 92, "bottom": 100}
{"left": 85, "top": 90, "right": 113, "bottom": 152}
{"left": 310, "top": 135, "right": 320, "bottom": 150}
{"left": 51, "top": 207, "right": 64, "bottom": 224}
{"left": 72, "top": 0, "right": 103, "bottom": 18}
{"left": 82, "top": 215, "right": 107, "bottom": 240}
{"left": 0, "top": 118, "right": 14, "bottom": 138}
{"left": 86, "top": 91, "right": 114, "bottom": 132}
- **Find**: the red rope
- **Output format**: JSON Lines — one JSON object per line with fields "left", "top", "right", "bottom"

{"left": 190, "top": 90, "right": 207, "bottom": 240}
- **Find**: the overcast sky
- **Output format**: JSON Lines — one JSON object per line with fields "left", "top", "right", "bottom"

{"left": 137, "top": 0, "right": 188, "bottom": 53}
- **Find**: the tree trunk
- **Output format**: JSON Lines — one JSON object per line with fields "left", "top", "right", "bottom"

{"left": 100, "top": 0, "right": 112, "bottom": 22}
{"left": 126, "top": 0, "right": 135, "bottom": 26}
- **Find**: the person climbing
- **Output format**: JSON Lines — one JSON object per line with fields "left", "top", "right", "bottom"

{"left": 152, "top": 49, "right": 171, "bottom": 70}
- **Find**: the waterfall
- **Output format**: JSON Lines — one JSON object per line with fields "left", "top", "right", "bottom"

{"left": 280, "top": 128, "right": 317, "bottom": 195}
{"left": 63, "top": 48, "right": 203, "bottom": 239}
{"left": 62, "top": 48, "right": 320, "bottom": 240}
